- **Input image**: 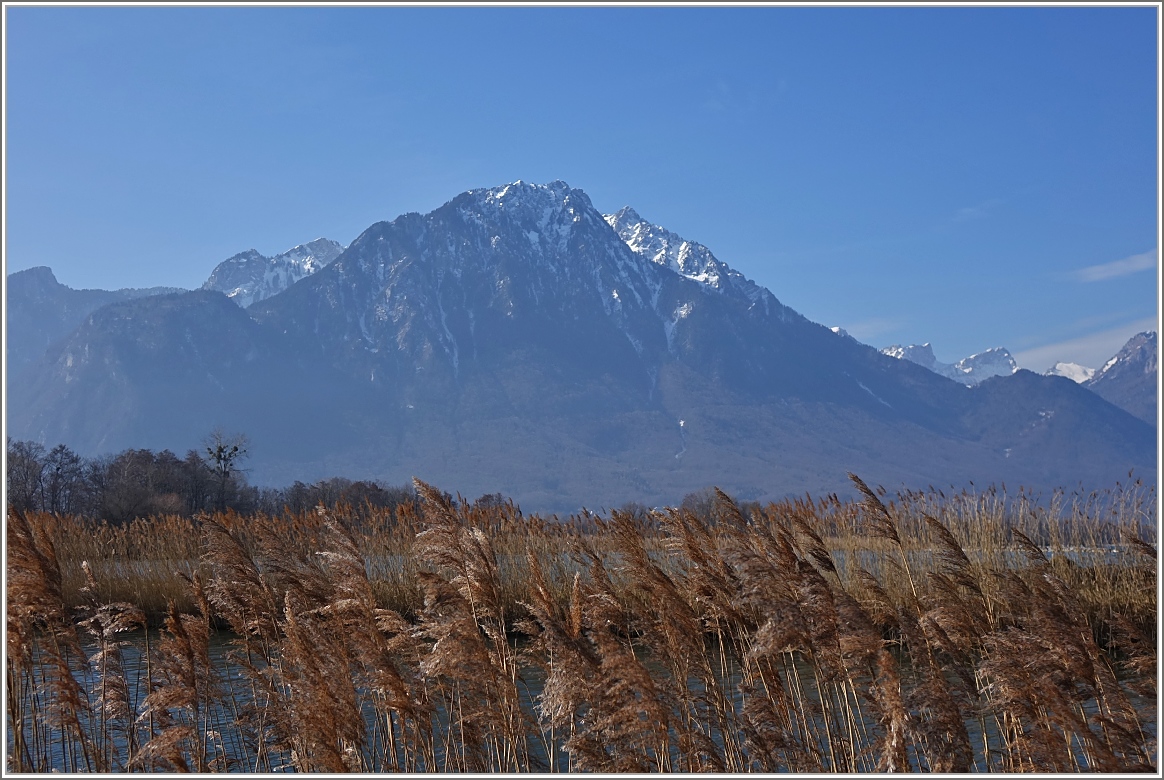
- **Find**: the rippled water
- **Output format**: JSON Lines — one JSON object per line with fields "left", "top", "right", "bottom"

{"left": 8, "top": 626, "right": 1156, "bottom": 773}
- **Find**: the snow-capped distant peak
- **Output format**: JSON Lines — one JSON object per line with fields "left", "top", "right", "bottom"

{"left": 956, "top": 347, "right": 1018, "bottom": 380}
{"left": 882, "top": 343, "right": 941, "bottom": 373}
{"left": 1046, "top": 361, "right": 1095, "bottom": 383}
{"left": 272, "top": 238, "right": 345, "bottom": 276}
{"left": 882, "top": 342, "right": 1017, "bottom": 386}
{"left": 203, "top": 238, "right": 344, "bottom": 308}
{"left": 1082, "top": 331, "right": 1157, "bottom": 424}
{"left": 1089, "top": 330, "right": 1158, "bottom": 383}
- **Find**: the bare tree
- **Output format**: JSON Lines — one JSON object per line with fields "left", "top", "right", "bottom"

{"left": 204, "top": 429, "right": 249, "bottom": 512}
{"left": 43, "top": 444, "right": 85, "bottom": 516}
{"left": 6, "top": 438, "right": 47, "bottom": 512}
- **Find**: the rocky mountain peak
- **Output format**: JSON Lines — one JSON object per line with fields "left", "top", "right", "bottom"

{"left": 604, "top": 206, "right": 724, "bottom": 285}
{"left": 602, "top": 204, "right": 786, "bottom": 320}
{"left": 1083, "top": 331, "right": 1157, "bottom": 425}
{"left": 202, "top": 239, "right": 344, "bottom": 308}
{"left": 223, "top": 249, "right": 266, "bottom": 264}
{"left": 1091, "top": 331, "right": 1158, "bottom": 381}
{"left": 883, "top": 343, "right": 938, "bottom": 369}
{"left": 12, "top": 265, "right": 59, "bottom": 286}
{"left": 457, "top": 180, "right": 593, "bottom": 221}
{"left": 882, "top": 343, "right": 1016, "bottom": 386}
{"left": 1047, "top": 361, "right": 1096, "bottom": 384}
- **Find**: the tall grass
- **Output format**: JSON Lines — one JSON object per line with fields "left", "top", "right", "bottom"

{"left": 6, "top": 476, "right": 1157, "bottom": 772}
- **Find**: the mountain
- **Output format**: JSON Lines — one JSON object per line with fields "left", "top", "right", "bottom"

{"left": 5, "top": 235, "right": 340, "bottom": 383}
{"left": 1084, "top": 331, "right": 1157, "bottom": 426}
{"left": 5, "top": 266, "right": 185, "bottom": 382}
{"left": 202, "top": 238, "right": 344, "bottom": 307}
{"left": 884, "top": 335, "right": 1156, "bottom": 425}
{"left": 882, "top": 343, "right": 1018, "bottom": 387}
{"left": 603, "top": 206, "right": 779, "bottom": 314}
{"left": 1046, "top": 362, "right": 1096, "bottom": 384}
{"left": 7, "top": 181, "right": 1155, "bottom": 512}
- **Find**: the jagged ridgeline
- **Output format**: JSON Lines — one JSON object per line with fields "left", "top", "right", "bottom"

{"left": 6, "top": 180, "right": 1156, "bottom": 513}
{"left": 5, "top": 478, "right": 1157, "bottom": 772}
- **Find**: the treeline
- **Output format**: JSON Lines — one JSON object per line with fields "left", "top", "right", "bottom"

{"left": 5, "top": 437, "right": 417, "bottom": 523}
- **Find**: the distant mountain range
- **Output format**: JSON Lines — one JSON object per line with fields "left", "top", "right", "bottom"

{"left": 880, "top": 343, "right": 1018, "bottom": 387}
{"left": 7, "top": 239, "right": 345, "bottom": 382}
{"left": 6, "top": 267, "right": 185, "bottom": 382}
{"left": 6, "top": 181, "right": 1156, "bottom": 512}
{"left": 880, "top": 334, "right": 1156, "bottom": 426}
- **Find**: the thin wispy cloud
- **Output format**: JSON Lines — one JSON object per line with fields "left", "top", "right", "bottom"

{"left": 700, "top": 76, "right": 781, "bottom": 115}
{"left": 1071, "top": 248, "right": 1158, "bottom": 283}
{"left": 951, "top": 197, "right": 1004, "bottom": 224}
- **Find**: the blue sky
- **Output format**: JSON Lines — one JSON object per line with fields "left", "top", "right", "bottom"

{"left": 5, "top": 6, "right": 1159, "bottom": 370}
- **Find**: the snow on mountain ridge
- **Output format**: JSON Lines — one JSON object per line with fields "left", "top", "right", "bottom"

{"left": 1089, "top": 331, "right": 1157, "bottom": 382}
{"left": 883, "top": 343, "right": 939, "bottom": 369}
{"left": 203, "top": 238, "right": 344, "bottom": 307}
{"left": 955, "top": 347, "right": 1018, "bottom": 380}
{"left": 1046, "top": 362, "right": 1095, "bottom": 383}
{"left": 279, "top": 238, "right": 346, "bottom": 275}
{"left": 882, "top": 342, "right": 1018, "bottom": 386}
{"left": 460, "top": 180, "right": 599, "bottom": 253}
{"left": 1082, "top": 331, "right": 1157, "bottom": 425}
{"left": 439, "top": 181, "right": 796, "bottom": 327}
{"left": 603, "top": 205, "right": 777, "bottom": 312}
{"left": 387, "top": 181, "right": 791, "bottom": 326}
{"left": 309, "top": 180, "right": 681, "bottom": 372}
{"left": 270, "top": 180, "right": 814, "bottom": 378}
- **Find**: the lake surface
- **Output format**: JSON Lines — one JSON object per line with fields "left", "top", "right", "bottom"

{"left": 8, "top": 626, "right": 1156, "bottom": 773}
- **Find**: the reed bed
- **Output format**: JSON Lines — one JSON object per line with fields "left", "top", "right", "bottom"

{"left": 6, "top": 476, "right": 1157, "bottom": 772}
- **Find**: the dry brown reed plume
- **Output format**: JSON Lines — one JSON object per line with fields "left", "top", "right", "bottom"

{"left": 411, "top": 479, "right": 541, "bottom": 772}
{"left": 523, "top": 533, "right": 678, "bottom": 772}
{"left": 199, "top": 507, "right": 437, "bottom": 771}
{"left": 5, "top": 475, "right": 1158, "bottom": 773}
{"left": 7, "top": 509, "right": 100, "bottom": 772}
{"left": 131, "top": 577, "right": 221, "bottom": 773}
{"left": 76, "top": 561, "right": 146, "bottom": 772}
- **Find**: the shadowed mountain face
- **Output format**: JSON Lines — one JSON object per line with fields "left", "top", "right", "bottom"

{"left": 5, "top": 267, "right": 185, "bottom": 382}
{"left": 7, "top": 182, "right": 1156, "bottom": 513}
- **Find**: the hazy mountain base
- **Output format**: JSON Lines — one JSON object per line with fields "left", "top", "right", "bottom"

{"left": 11, "top": 343, "right": 1154, "bottom": 516}
{"left": 17, "top": 304, "right": 1150, "bottom": 516}
{"left": 211, "top": 363, "right": 1152, "bottom": 515}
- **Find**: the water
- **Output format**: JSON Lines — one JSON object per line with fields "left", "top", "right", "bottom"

{"left": 7, "top": 627, "right": 1156, "bottom": 773}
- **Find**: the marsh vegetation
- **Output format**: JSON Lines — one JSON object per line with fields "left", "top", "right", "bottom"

{"left": 6, "top": 476, "right": 1157, "bottom": 772}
